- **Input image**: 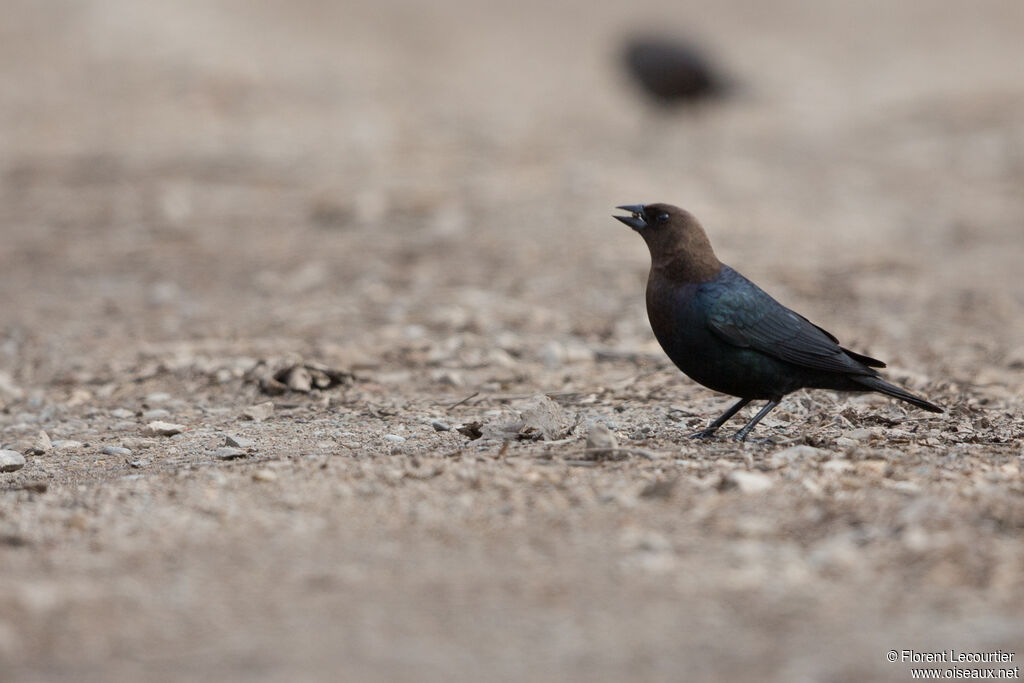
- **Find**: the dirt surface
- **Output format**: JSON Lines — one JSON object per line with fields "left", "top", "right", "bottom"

{"left": 2, "top": 1, "right": 1024, "bottom": 681}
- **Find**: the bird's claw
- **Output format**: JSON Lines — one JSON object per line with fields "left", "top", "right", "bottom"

{"left": 689, "top": 429, "right": 718, "bottom": 440}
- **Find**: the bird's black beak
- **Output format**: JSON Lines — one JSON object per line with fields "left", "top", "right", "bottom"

{"left": 614, "top": 204, "right": 647, "bottom": 231}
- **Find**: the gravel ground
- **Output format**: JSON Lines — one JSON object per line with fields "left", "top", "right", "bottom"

{"left": 1, "top": 1, "right": 1023, "bottom": 681}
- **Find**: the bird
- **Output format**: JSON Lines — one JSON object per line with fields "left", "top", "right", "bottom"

{"left": 621, "top": 36, "right": 729, "bottom": 106}
{"left": 614, "top": 203, "right": 943, "bottom": 441}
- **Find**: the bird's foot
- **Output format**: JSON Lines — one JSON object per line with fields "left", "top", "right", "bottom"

{"left": 689, "top": 428, "right": 719, "bottom": 440}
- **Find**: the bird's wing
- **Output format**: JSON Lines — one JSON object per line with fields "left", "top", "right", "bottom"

{"left": 701, "top": 270, "right": 878, "bottom": 375}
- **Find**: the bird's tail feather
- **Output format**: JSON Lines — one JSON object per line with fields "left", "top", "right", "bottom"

{"left": 853, "top": 376, "right": 944, "bottom": 413}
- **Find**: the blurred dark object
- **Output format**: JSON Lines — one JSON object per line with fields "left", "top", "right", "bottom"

{"left": 622, "top": 36, "right": 729, "bottom": 106}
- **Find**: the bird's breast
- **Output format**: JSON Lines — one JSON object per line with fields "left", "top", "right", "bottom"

{"left": 645, "top": 276, "right": 792, "bottom": 399}
{"left": 645, "top": 279, "right": 710, "bottom": 364}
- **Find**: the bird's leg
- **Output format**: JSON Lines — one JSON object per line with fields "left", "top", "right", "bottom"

{"left": 732, "top": 400, "right": 780, "bottom": 442}
{"left": 689, "top": 398, "right": 750, "bottom": 439}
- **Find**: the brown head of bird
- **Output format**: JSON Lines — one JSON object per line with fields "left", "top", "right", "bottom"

{"left": 614, "top": 203, "right": 722, "bottom": 283}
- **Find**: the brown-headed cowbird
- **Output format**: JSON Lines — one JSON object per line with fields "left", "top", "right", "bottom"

{"left": 621, "top": 36, "right": 728, "bottom": 105}
{"left": 615, "top": 203, "right": 943, "bottom": 441}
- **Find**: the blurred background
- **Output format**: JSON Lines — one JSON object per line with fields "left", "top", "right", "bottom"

{"left": 3, "top": 0, "right": 1022, "bottom": 371}
{"left": 1, "top": 0, "right": 1023, "bottom": 681}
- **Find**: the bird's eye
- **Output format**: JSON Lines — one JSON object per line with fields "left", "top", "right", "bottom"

{"left": 657, "top": 212, "right": 669, "bottom": 223}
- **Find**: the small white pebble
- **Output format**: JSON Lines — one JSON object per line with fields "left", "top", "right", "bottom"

{"left": 214, "top": 447, "right": 247, "bottom": 460}
{"left": 725, "top": 470, "right": 774, "bottom": 494}
{"left": 0, "top": 450, "right": 26, "bottom": 473}
{"left": 142, "top": 421, "right": 186, "bottom": 437}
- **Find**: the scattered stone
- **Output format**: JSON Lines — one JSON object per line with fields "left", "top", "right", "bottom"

{"left": 144, "top": 392, "right": 171, "bottom": 404}
{"left": 121, "top": 438, "right": 157, "bottom": 451}
{"left": 639, "top": 478, "right": 676, "bottom": 499}
{"left": 19, "top": 480, "right": 48, "bottom": 493}
{"left": 283, "top": 366, "right": 313, "bottom": 392}
{"left": 251, "top": 361, "right": 355, "bottom": 395}
{"left": 0, "top": 450, "right": 26, "bottom": 473}
{"left": 456, "top": 421, "right": 483, "bottom": 440}
{"left": 110, "top": 408, "right": 135, "bottom": 419}
{"left": 142, "top": 409, "right": 170, "bottom": 420}
{"left": 204, "top": 407, "right": 234, "bottom": 416}
{"left": 259, "top": 375, "right": 288, "bottom": 395}
{"left": 224, "top": 435, "right": 254, "bottom": 449}
{"left": 128, "top": 460, "right": 148, "bottom": 468}
{"left": 27, "top": 430, "right": 51, "bottom": 455}
{"left": 485, "top": 349, "right": 517, "bottom": 369}
{"left": 384, "top": 434, "right": 406, "bottom": 443}
{"left": 242, "top": 402, "right": 275, "bottom": 421}
{"left": 885, "top": 480, "right": 922, "bottom": 495}
{"left": 470, "top": 397, "right": 577, "bottom": 443}
{"left": 432, "top": 370, "right": 464, "bottom": 387}
{"left": 142, "top": 421, "right": 186, "bottom": 437}
{"left": 252, "top": 469, "right": 278, "bottom": 482}
{"left": 214, "top": 447, "right": 247, "bottom": 460}
{"left": 540, "top": 341, "right": 563, "bottom": 368}
{"left": 51, "top": 440, "right": 83, "bottom": 450}
{"left": 584, "top": 423, "right": 619, "bottom": 459}
{"left": 886, "top": 429, "right": 915, "bottom": 443}
{"left": 901, "top": 526, "right": 931, "bottom": 552}
{"left": 477, "top": 412, "right": 527, "bottom": 442}
{"left": 0, "top": 371, "right": 23, "bottom": 399}
{"left": 722, "top": 470, "right": 775, "bottom": 494}
{"left": 307, "top": 363, "right": 355, "bottom": 389}
{"left": 857, "top": 459, "right": 890, "bottom": 477}
{"left": 518, "top": 394, "right": 574, "bottom": 441}
{"left": 540, "top": 340, "right": 596, "bottom": 367}
{"left": 770, "top": 445, "right": 833, "bottom": 467}
{"left": 801, "top": 478, "right": 824, "bottom": 498}
{"left": 430, "top": 420, "right": 451, "bottom": 432}
{"left": 821, "top": 459, "right": 854, "bottom": 474}
{"left": 101, "top": 446, "right": 133, "bottom": 456}
{"left": 65, "top": 389, "right": 92, "bottom": 406}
